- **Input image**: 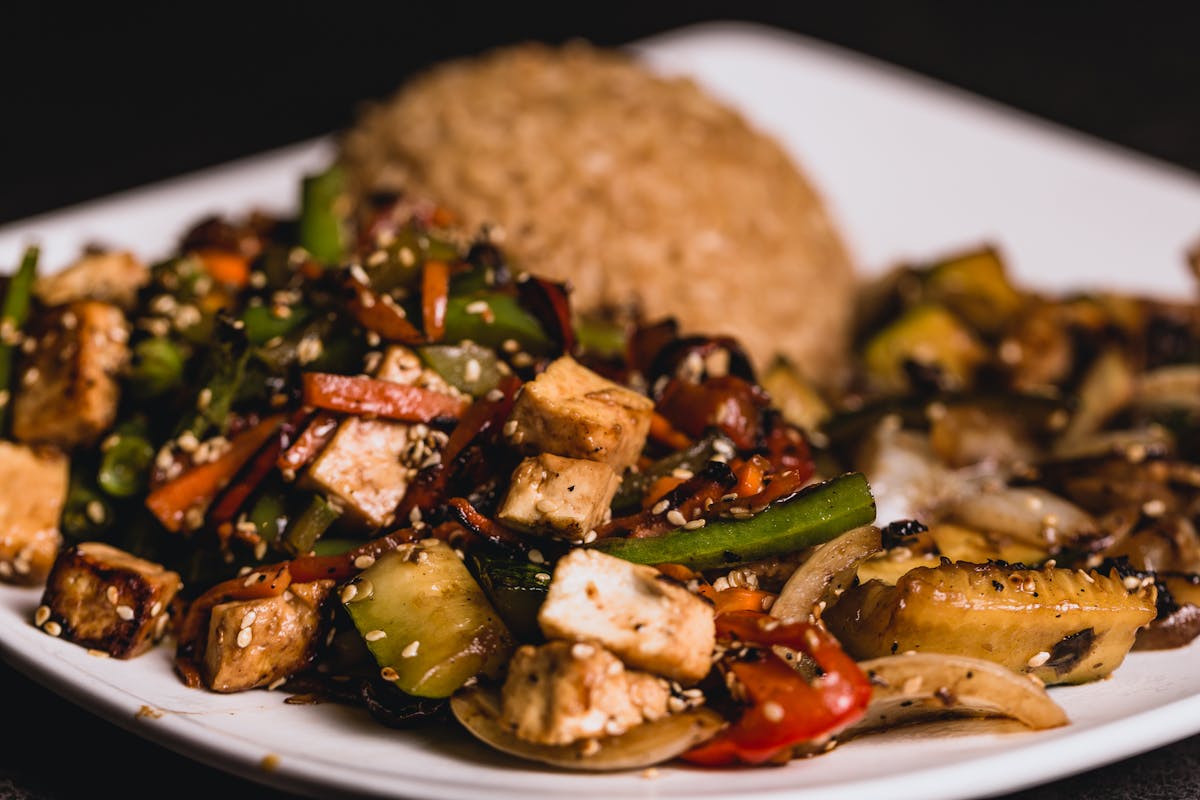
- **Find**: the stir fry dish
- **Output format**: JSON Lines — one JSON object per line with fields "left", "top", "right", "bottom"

{"left": 2, "top": 166, "right": 1197, "bottom": 772}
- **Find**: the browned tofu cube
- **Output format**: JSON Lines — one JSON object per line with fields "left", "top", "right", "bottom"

{"left": 202, "top": 580, "right": 334, "bottom": 692}
{"left": 33, "top": 251, "right": 149, "bottom": 310}
{"left": 38, "top": 542, "right": 181, "bottom": 658}
{"left": 0, "top": 441, "right": 68, "bottom": 584}
{"left": 13, "top": 301, "right": 130, "bottom": 448}
{"left": 500, "top": 641, "right": 670, "bottom": 745}
{"left": 506, "top": 356, "right": 653, "bottom": 472}
{"left": 304, "top": 346, "right": 461, "bottom": 527}
{"left": 497, "top": 453, "right": 620, "bottom": 542}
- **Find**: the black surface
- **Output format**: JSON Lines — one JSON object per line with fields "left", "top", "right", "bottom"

{"left": 2, "top": 4, "right": 1199, "bottom": 799}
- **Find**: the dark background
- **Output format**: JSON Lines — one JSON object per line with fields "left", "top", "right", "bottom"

{"left": 2, "top": 2, "right": 1200, "bottom": 799}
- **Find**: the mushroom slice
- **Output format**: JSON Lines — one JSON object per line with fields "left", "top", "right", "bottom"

{"left": 847, "top": 653, "right": 1068, "bottom": 737}
{"left": 450, "top": 685, "right": 724, "bottom": 771}
{"left": 771, "top": 525, "right": 882, "bottom": 622}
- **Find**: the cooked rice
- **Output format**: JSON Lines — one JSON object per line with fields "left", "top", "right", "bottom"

{"left": 341, "top": 42, "right": 856, "bottom": 384}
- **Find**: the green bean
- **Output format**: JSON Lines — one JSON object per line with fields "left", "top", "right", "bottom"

{"left": 299, "top": 165, "right": 349, "bottom": 266}
{"left": 0, "top": 246, "right": 38, "bottom": 432}
{"left": 128, "top": 337, "right": 188, "bottom": 398}
{"left": 97, "top": 420, "right": 155, "bottom": 498}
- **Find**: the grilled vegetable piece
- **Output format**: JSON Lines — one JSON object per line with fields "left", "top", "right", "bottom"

{"left": 825, "top": 561, "right": 1156, "bottom": 685}
{"left": 500, "top": 641, "right": 671, "bottom": 745}
{"left": 537, "top": 549, "right": 715, "bottom": 684}
{"left": 452, "top": 685, "right": 723, "bottom": 771}
{"left": 442, "top": 293, "right": 554, "bottom": 356}
{"left": 12, "top": 301, "right": 130, "bottom": 448}
{"left": 305, "top": 346, "right": 458, "bottom": 527}
{"left": 597, "top": 472, "right": 876, "bottom": 571}
{"left": 498, "top": 454, "right": 621, "bottom": 542}
{"left": 770, "top": 525, "right": 881, "bottom": 622}
{"left": 33, "top": 250, "right": 149, "bottom": 310}
{"left": 418, "top": 341, "right": 504, "bottom": 398}
{"left": 0, "top": 441, "right": 68, "bottom": 584}
{"left": 342, "top": 539, "right": 514, "bottom": 698}
{"left": 505, "top": 355, "right": 653, "bottom": 472}
{"left": 863, "top": 304, "right": 985, "bottom": 393}
{"left": 203, "top": 579, "right": 334, "bottom": 692}
{"left": 472, "top": 553, "right": 551, "bottom": 643}
{"left": 39, "top": 542, "right": 180, "bottom": 658}
{"left": 760, "top": 356, "right": 830, "bottom": 432}
{"left": 921, "top": 247, "right": 1025, "bottom": 334}
{"left": 0, "top": 246, "right": 38, "bottom": 434}
{"left": 848, "top": 653, "right": 1068, "bottom": 736}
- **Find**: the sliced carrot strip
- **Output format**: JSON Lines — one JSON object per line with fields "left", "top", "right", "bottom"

{"left": 302, "top": 373, "right": 468, "bottom": 422}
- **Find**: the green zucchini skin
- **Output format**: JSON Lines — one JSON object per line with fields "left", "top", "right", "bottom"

{"left": 471, "top": 553, "right": 551, "bottom": 644}
{"left": 595, "top": 472, "right": 875, "bottom": 570}
{"left": 342, "top": 539, "right": 514, "bottom": 698}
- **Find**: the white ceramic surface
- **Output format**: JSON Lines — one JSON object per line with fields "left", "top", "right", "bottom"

{"left": 1, "top": 20, "right": 1199, "bottom": 800}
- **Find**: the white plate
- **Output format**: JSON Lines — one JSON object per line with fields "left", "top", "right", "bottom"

{"left": 2, "top": 20, "right": 1200, "bottom": 800}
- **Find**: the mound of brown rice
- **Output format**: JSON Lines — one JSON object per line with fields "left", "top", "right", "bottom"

{"left": 341, "top": 42, "right": 856, "bottom": 385}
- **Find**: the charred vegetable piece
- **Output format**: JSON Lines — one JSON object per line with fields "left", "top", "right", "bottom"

{"left": 471, "top": 553, "right": 550, "bottom": 643}
{"left": 862, "top": 304, "right": 986, "bottom": 393}
{"left": 299, "top": 165, "right": 349, "bottom": 265}
{"left": 342, "top": 539, "right": 514, "bottom": 698}
{"left": 611, "top": 431, "right": 736, "bottom": 515}
{"left": 596, "top": 472, "right": 875, "bottom": 571}
{"left": 921, "top": 247, "right": 1025, "bottom": 334}
{"left": 760, "top": 356, "right": 830, "bottom": 433}
{"left": 282, "top": 494, "right": 342, "bottom": 556}
{"left": 301, "top": 372, "right": 468, "bottom": 423}
{"left": 770, "top": 525, "right": 881, "bottom": 622}
{"left": 825, "top": 561, "right": 1156, "bottom": 685}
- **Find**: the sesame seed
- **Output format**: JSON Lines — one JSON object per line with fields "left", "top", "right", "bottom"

{"left": 1142, "top": 499, "right": 1167, "bottom": 517}
{"left": 527, "top": 549, "right": 546, "bottom": 565}
{"left": 267, "top": 676, "right": 287, "bottom": 691}
{"left": 671, "top": 468, "right": 694, "bottom": 480}
{"left": 651, "top": 500, "right": 670, "bottom": 515}
{"left": 534, "top": 572, "right": 551, "bottom": 582}
{"left": 511, "top": 352, "right": 533, "bottom": 367}
{"left": 401, "top": 641, "right": 421, "bottom": 658}
{"left": 86, "top": 500, "right": 107, "bottom": 525}
{"left": 364, "top": 629, "right": 387, "bottom": 642}
{"left": 464, "top": 300, "right": 490, "bottom": 315}
{"left": 34, "top": 606, "right": 50, "bottom": 627}
{"left": 236, "top": 628, "right": 253, "bottom": 648}
{"left": 583, "top": 530, "right": 598, "bottom": 544}
{"left": 1027, "top": 651, "right": 1051, "bottom": 668}
{"left": 761, "top": 701, "right": 785, "bottom": 722}
{"left": 196, "top": 388, "right": 213, "bottom": 411}
{"left": 354, "top": 554, "right": 376, "bottom": 570}
{"left": 87, "top": 649, "right": 110, "bottom": 658}
{"left": 115, "top": 605, "right": 135, "bottom": 622}
{"left": 485, "top": 388, "right": 505, "bottom": 402}
{"left": 502, "top": 419, "right": 519, "bottom": 437}
{"left": 340, "top": 584, "right": 358, "bottom": 603}
{"left": 240, "top": 611, "right": 257, "bottom": 629}
{"left": 106, "top": 586, "right": 119, "bottom": 605}
{"left": 397, "top": 247, "right": 416, "bottom": 267}
{"left": 571, "top": 643, "right": 596, "bottom": 659}
{"left": 666, "top": 509, "right": 687, "bottom": 527}
{"left": 711, "top": 577, "right": 730, "bottom": 592}
{"left": 150, "top": 602, "right": 162, "bottom": 617}
{"left": 43, "top": 621, "right": 62, "bottom": 637}
{"left": 0, "top": 390, "right": 9, "bottom": 409}
{"left": 463, "top": 358, "right": 481, "bottom": 383}
{"left": 177, "top": 431, "right": 199, "bottom": 452}
{"left": 683, "top": 518, "right": 706, "bottom": 530}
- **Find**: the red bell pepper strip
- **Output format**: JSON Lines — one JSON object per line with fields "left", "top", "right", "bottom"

{"left": 421, "top": 259, "right": 450, "bottom": 343}
{"left": 682, "top": 610, "right": 871, "bottom": 765}
{"left": 656, "top": 375, "right": 769, "bottom": 451}
{"left": 146, "top": 415, "right": 285, "bottom": 533}
{"left": 302, "top": 372, "right": 468, "bottom": 422}
{"left": 448, "top": 497, "right": 528, "bottom": 551}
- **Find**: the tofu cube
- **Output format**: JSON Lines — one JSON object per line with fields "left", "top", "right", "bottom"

{"left": 305, "top": 346, "right": 461, "bottom": 527}
{"left": 497, "top": 454, "right": 620, "bottom": 541}
{"left": 500, "top": 640, "right": 669, "bottom": 745}
{"left": 538, "top": 549, "right": 715, "bottom": 684}
{"left": 33, "top": 251, "right": 149, "bottom": 310}
{"left": 203, "top": 579, "right": 334, "bottom": 692}
{"left": 506, "top": 356, "right": 653, "bottom": 472}
{"left": 13, "top": 301, "right": 130, "bottom": 448}
{"left": 0, "top": 441, "right": 68, "bottom": 584}
{"left": 38, "top": 542, "right": 181, "bottom": 658}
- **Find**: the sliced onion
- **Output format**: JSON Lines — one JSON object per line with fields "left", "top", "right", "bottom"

{"left": 857, "top": 420, "right": 976, "bottom": 526}
{"left": 1058, "top": 348, "right": 1135, "bottom": 444}
{"left": 771, "top": 525, "right": 882, "bottom": 622}
{"left": 946, "top": 486, "right": 1097, "bottom": 552}
{"left": 1051, "top": 427, "right": 1174, "bottom": 462}
{"left": 450, "top": 686, "right": 725, "bottom": 771}
{"left": 1134, "top": 365, "right": 1200, "bottom": 413}
{"left": 845, "top": 653, "right": 1068, "bottom": 737}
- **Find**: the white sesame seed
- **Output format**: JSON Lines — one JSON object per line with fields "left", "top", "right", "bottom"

{"left": 105, "top": 586, "right": 119, "bottom": 605}
{"left": 462, "top": 358, "right": 482, "bottom": 384}
{"left": 240, "top": 611, "right": 257, "bottom": 629}
{"left": 583, "top": 530, "right": 598, "bottom": 544}
{"left": 86, "top": 500, "right": 106, "bottom": 525}
{"left": 43, "top": 621, "right": 62, "bottom": 637}
{"left": 340, "top": 583, "right": 359, "bottom": 603}
{"left": 354, "top": 554, "right": 376, "bottom": 570}
{"left": 761, "top": 701, "right": 785, "bottom": 722}
{"left": 571, "top": 643, "right": 596, "bottom": 659}
{"left": 666, "top": 509, "right": 688, "bottom": 527}
{"left": 651, "top": 500, "right": 670, "bottom": 515}
{"left": 527, "top": 549, "right": 546, "bottom": 565}
{"left": 683, "top": 518, "right": 706, "bottom": 530}
{"left": 34, "top": 606, "right": 50, "bottom": 627}
{"left": 485, "top": 388, "right": 505, "bottom": 402}
{"left": 1027, "top": 651, "right": 1051, "bottom": 668}
{"left": 364, "top": 629, "right": 388, "bottom": 642}
{"left": 236, "top": 628, "right": 253, "bottom": 648}
{"left": 177, "top": 431, "right": 199, "bottom": 452}
{"left": 464, "top": 300, "right": 490, "bottom": 315}
{"left": 87, "top": 648, "right": 110, "bottom": 658}
{"left": 1142, "top": 499, "right": 1167, "bottom": 517}
{"left": 510, "top": 352, "right": 533, "bottom": 367}
{"left": 502, "top": 419, "right": 519, "bottom": 437}
{"left": 671, "top": 468, "right": 694, "bottom": 480}
{"left": 22, "top": 367, "right": 39, "bottom": 386}
{"left": 267, "top": 676, "right": 288, "bottom": 691}
{"left": 401, "top": 641, "right": 421, "bottom": 658}
{"left": 150, "top": 602, "right": 162, "bottom": 617}
{"left": 115, "top": 605, "right": 135, "bottom": 622}
{"left": 535, "top": 572, "right": 551, "bottom": 582}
